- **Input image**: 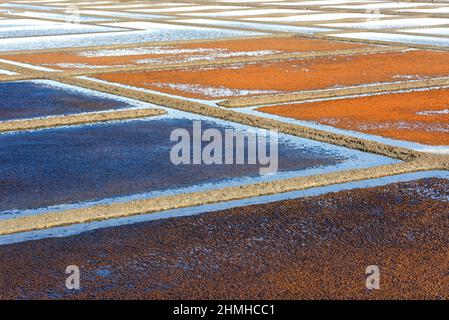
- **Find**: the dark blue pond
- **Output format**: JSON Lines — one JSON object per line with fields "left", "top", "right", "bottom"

{"left": 0, "top": 117, "right": 349, "bottom": 212}
{"left": 0, "top": 80, "right": 135, "bottom": 121}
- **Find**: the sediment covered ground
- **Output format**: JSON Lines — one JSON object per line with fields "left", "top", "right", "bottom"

{"left": 0, "top": 178, "right": 447, "bottom": 300}
{"left": 257, "top": 88, "right": 449, "bottom": 146}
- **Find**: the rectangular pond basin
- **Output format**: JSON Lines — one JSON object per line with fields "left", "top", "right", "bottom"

{"left": 245, "top": 12, "right": 391, "bottom": 23}
{"left": 93, "top": 49, "right": 449, "bottom": 100}
{"left": 0, "top": 21, "right": 127, "bottom": 39}
{"left": 176, "top": 8, "right": 311, "bottom": 17}
{"left": 177, "top": 19, "right": 336, "bottom": 34}
{"left": 2, "top": 37, "right": 375, "bottom": 71}
{"left": 257, "top": 88, "right": 449, "bottom": 146}
{"left": 78, "top": 10, "right": 170, "bottom": 20}
{"left": 13, "top": 11, "right": 114, "bottom": 22}
{"left": 0, "top": 109, "right": 396, "bottom": 216}
{"left": 0, "top": 23, "right": 266, "bottom": 52}
{"left": 0, "top": 79, "right": 150, "bottom": 121}
{"left": 333, "top": 32, "right": 449, "bottom": 47}
{"left": 321, "top": 18, "right": 449, "bottom": 30}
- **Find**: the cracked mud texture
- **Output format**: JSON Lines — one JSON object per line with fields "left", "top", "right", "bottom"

{"left": 257, "top": 88, "right": 449, "bottom": 146}
{"left": 0, "top": 117, "right": 347, "bottom": 213}
{"left": 94, "top": 50, "right": 449, "bottom": 100}
{"left": 0, "top": 178, "right": 447, "bottom": 299}
{"left": 1, "top": 37, "right": 373, "bottom": 70}
{"left": 0, "top": 80, "right": 136, "bottom": 121}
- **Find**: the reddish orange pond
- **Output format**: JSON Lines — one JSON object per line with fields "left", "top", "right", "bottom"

{"left": 93, "top": 50, "right": 449, "bottom": 100}
{"left": 0, "top": 37, "right": 372, "bottom": 71}
{"left": 257, "top": 88, "right": 449, "bottom": 146}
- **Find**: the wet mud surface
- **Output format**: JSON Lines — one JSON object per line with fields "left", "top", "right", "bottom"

{"left": 257, "top": 88, "right": 449, "bottom": 146}
{"left": 2, "top": 37, "right": 372, "bottom": 70}
{"left": 0, "top": 178, "right": 447, "bottom": 299}
{"left": 0, "top": 117, "right": 347, "bottom": 213}
{"left": 94, "top": 50, "right": 449, "bottom": 100}
{"left": 0, "top": 80, "right": 136, "bottom": 121}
